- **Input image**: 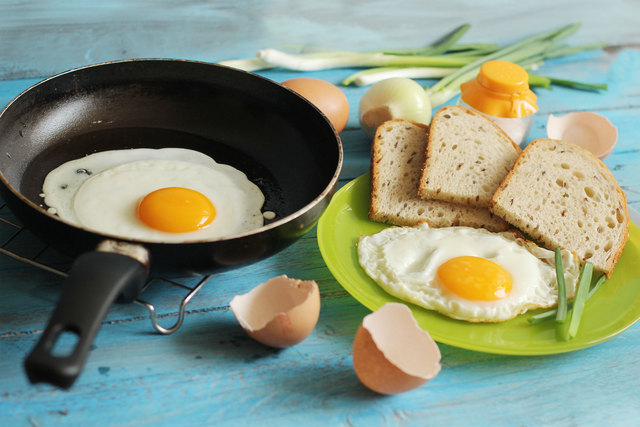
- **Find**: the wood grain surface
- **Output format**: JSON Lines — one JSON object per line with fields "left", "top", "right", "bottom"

{"left": 1, "top": 1, "right": 639, "bottom": 425}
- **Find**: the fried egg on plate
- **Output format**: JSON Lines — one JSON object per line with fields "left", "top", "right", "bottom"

{"left": 41, "top": 148, "right": 266, "bottom": 242}
{"left": 357, "top": 224, "right": 581, "bottom": 323}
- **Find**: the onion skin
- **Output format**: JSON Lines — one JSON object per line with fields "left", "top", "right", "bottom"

{"left": 358, "top": 77, "right": 432, "bottom": 138}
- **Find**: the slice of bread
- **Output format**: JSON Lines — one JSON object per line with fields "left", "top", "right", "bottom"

{"left": 489, "top": 138, "right": 629, "bottom": 277}
{"left": 418, "top": 106, "right": 521, "bottom": 207}
{"left": 369, "top": 119, "right": 508, "bottom": 231}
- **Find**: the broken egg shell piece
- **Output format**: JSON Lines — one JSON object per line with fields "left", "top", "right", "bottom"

{"left": 229, "top": 275, "right": 320, "bottom": 348}
{"left": 547, "top": 112, "right": 618, "bottom": 159}
{"left": 352, "top": 302, "right": 442, "bottom": 395}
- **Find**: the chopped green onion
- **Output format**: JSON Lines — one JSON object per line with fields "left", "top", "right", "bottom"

{"left": 588, "top": 273, "right": 607, "bottom": 299}
{"left": 555, "top": 248, "right": 568, "bottom": 323}
{"left": 527, "top": 272, "right": 606, "bottom": 325}
{"left": 527, "top": 308, "right": 557, "bottom": 324}
{"left": 566, "top": 262, "right": 594, "bottom": 339}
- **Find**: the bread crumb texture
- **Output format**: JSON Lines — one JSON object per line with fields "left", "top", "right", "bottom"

{"left": 490, "top": 138, "right": 629, "bottom": 276}
{"left": 369, "top": 119, "right": 508, "bottom": 232}
{"left": 419, "top": 106, "right": 521, "bottom": 207}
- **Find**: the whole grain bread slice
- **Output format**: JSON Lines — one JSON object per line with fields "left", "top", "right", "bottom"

{"left": 489, "top": 138, "right": 629, "bottom": 277}
{"left": 418, "top": 106, "right": 521, "bottom": 207}
{"left": 369, "top": 119, "right": 508, "bottom": 231}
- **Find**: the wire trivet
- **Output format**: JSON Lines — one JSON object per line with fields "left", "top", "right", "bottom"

{"left": 0, "top": 200, "right": 209, "bottom": 335}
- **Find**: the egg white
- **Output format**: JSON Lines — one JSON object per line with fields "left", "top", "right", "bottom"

{"left": 42, "top": 148, "right": 219, "bottom": 218}
{"left": 357, "top": 224, "right": 581, "bottom": 323}
{"left": 41, "top": 148, "right": 265, "bottom": 242}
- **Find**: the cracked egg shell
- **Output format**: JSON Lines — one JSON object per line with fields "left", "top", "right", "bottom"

{"left": 352, "top": 303, "right": 441, "bottom": 395}
{"left": 547, "top": 112, "right": 618, "bottom": 159}
{"left": 229, "top": 275, "right": 320, "bottom": 348}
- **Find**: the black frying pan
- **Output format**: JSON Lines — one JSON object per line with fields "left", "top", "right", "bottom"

{"left": 0, "top": 59, "right": 342, "bottom": 388}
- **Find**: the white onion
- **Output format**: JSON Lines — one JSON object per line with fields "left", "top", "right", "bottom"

{"left": 358, "top": 77, "right": 432, "bottom": 138}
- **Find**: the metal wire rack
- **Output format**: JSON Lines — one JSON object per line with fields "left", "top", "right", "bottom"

{"left": 0, "top": 199, "right": 209, "bottom": 335}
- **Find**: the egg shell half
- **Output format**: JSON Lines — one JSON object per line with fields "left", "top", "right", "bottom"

{"left": 546, "top": 112, "right": 618, "bottom": 159}
{"left": 352, "top": 302, "right": 441, "bottom": 395}
{"left": 229, "top": 275, "right": 320, "bottom": 348}
{"left": 281, "top": 78, "right": 349, "bottom": 133}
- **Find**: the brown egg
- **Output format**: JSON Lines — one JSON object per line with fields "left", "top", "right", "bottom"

{"left": 229, "top": 275, "right": 320, "bottom": 348}
{"left": 281, "top": 77, "right": 349, "bottom": 133}
{"left": 352, "top": 303, "right": 441, "bottom": 394}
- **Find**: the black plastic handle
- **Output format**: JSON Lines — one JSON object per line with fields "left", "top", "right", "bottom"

{"left": 24, "top": 251, "right": 149, "bottom": 389}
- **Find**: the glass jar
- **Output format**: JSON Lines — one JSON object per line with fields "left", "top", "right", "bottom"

{"left": 457, "top": 60, "right": 538, "bottom": 146}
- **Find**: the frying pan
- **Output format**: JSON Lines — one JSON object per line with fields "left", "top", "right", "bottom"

{"left": 0, "top": 59, "right": 342, "bottom": 388}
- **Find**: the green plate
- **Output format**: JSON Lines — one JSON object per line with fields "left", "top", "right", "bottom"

{"left": 317, "top": 173, "right": 640, "bottom": 355}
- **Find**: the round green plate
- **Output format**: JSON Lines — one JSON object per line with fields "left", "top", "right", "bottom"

{"left": 317, "top": 173, "right": 640, "bottom": 355}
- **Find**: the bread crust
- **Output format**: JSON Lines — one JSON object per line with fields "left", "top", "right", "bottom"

{"left": 369, "top": 119, "right": 508, "bottom": 231}
{"left": 489, "top": 138, "right": 629, "bottom": 277}
{"left": 419, "top": 106, "right": 521, "bottom": 207}
{"left": 369, "top": 119, "right": 429, "bottom": 223}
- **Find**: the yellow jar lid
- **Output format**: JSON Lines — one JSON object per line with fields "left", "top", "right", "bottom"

{"left": 460, "top": 60, "right": 538, "bottom": 118}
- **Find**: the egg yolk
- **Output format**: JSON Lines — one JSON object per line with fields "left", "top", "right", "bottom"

{"left": 137, "top": 187, "right": 215, "bottom": 233}
{"left": 436, "top": 256, "right": 512, "bottom": 301}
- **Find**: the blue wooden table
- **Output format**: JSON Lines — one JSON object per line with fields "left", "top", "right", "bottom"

{"left": 1, "top": 1, "right": 639, "bottom": 425}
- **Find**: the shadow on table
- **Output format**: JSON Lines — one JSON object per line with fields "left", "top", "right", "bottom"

{"left": 170, "top": 312, "right": 386, "bottom": 401}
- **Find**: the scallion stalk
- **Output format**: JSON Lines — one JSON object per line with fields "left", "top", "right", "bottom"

{"left": 218, "top": 58, "right": 276, "bottom": 72}
{"left": 542, "top": 43, "right": 608, "bottom": 59}
{"left": 531, "top": 75, "right": 608, "bottom": 91}
{"left": 220, "top": 23, "right": 608, "bottom": 114}
{"left": 527, "top": 272, "right": 606, "bottom": 325}
{"left": 342, "top": 66, "right": 456, "bottom": 87}
{"left": 555, "top": 248, "right": 568, "bottom": 323}
{"left": 255, "top": 48, "right": 473, "bottom": 71}
{"left": 426, "top": 24, "right": 582, "bottom": 106}
{"left": 446, "top": 43, "right": 500, "bottom": 53}
{"left": 567, "top": 262, "right": 594, "bottom": 338}
{"left": 527, "top": 74, "right": 552, "bottom": 89}
{"left": 375, "top": 23, "right": 472, "bottom": 56}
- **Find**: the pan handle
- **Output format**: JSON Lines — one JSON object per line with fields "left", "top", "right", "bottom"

{"left": 24, "top": 251, "right": 149, "bottom": 389}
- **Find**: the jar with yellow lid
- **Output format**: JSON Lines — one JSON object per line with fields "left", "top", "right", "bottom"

{"left": 457, "top": 60, "right": 538, "bottom": 146}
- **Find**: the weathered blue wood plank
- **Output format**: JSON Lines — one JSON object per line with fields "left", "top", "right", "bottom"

{"left": 1, "top": 1, "right": 639, "bottom": 426}
{"left": 2, "top": 0, "right": 640, "bottom": 80}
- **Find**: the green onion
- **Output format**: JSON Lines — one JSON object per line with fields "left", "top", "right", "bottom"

{"left": 445, "top": 44, "right": 500, "bottom": 56}
{"left": 529, "top": 74, "right": 608, "bottom": 91}
{"left": 527, "top": 272, "right": 606, "bottom": 325}
{"left": 220, "top": 23, "right": 608, "bottom": 115}
{"left": 527, "top": 74, "right": 553, "bottom": 89}
{"left": 555, "top": 248, "right": 568, "bottom": 323}
{"left": 342, "top": 66, "right": 455, "bottom": 87}
{"left": 375, "top": 23, "right": 472, "bottom": 56}
{"left": 567, "top": 262, "right": 594, "bottom": 339}
{"left": 446, "top": 43, "right": 500, "bottom": 53}
{"left": 527, "top": 308, "right": 557, "bottom": 324}
{"left": 426, "top": 24, "right": 582, "bottom": 106}
{"left": 255, "top": 49, "right": 472, "bottom": 71}
{"left": 218, "top": 58, "right": 275, "bottom": 72}
{"left": 542, "top": 43, "right": 608, "bottom": 59}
